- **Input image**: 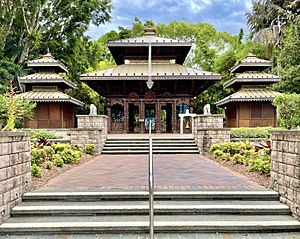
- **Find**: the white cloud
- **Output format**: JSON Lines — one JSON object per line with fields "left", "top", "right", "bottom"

{"left": 245, "top": 0, "right": 252, "bottom": 10}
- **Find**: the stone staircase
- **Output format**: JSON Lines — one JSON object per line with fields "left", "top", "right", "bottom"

{"left": 1, "top": 190, "right": 300, "bottom": 235}
{"left": 102, "top": 137, "right": 199, "bottom": 154}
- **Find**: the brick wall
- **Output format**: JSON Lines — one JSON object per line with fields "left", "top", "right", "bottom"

{"left": 0, "top": 132, "right": 31, "bottom": 224}
{"left": 77, "top": 115, "right": 108, "bottom": 134}
{"left": 271, "top": 130, "right": 300, "bottom": 219}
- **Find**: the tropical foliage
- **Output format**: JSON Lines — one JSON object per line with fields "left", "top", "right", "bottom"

{"left": 273, "top": 93, "right": 300, "bottom": 129}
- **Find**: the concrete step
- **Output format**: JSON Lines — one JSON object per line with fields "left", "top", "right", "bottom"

{"left": 102, "top": 150, "right": 200, "bottom": 154}
{"left": 11, "top": 202, "right": 289, "bottom": 216}
{"left": 102, "top": 147, "right": 198, "bottom": 150}
{"left": 1, "top": 217, "right": 300, "bottom": 234}
{"left": 22, "top": 190, "right": 280, "bottom": 201}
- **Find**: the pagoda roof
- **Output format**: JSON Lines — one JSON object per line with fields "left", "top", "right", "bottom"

{"left": 224, "top": 72, "right": 280, "bottom": 89}
{"left": 230, "top": 53, "right": 272, "bottom": 73}
{"left": 108, "top": 28, "right": 192, "bottom": 47}
{"left": 80, "top": 63, "right": 220, "bottom": 81}
{"left": 107, "top": 28, "right": 192, "bottom": 65}
{"left": 27, "top": 53, "right": 68, "bottom": 73}
{"left": 216, "top": 87, "right": 281, "bottom": 107}
{"left": 19, "top": 90, "right": 84, "bottom": 106}
{"left": 19, "top": 73, "right": 76, "bottom": 89}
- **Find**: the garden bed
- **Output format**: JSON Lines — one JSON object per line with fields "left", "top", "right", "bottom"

{"left": 205, "top": 153, "right": 272, "bottom": 188}
{"left": 31, "top": 154, "right": 94, "bottom": 190}
{"left": 208, "top": 141, "right": 272, "bottom": 188}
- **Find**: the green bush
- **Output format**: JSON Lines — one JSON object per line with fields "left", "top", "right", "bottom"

{"left": 209, "top": 141, "right": 271, "bottom": 176}
{"left": 230, "top": 127, "right": 274, "bottom": 139}
{"left": 84, "top": 144, "right": 96, "bottom": 155}
{"left": 43, "top": 146, "right": 55, "bottom": 160}
{"left": 51, "top": 143, "right": 70, "bottom": 153}
{"left": 30, "top": 148, "right": 45, "bottom": 166}
{"left": 273, "top": 93, "right": 300, "bottom": 129}
{"left": 31, "top": 164, "right": 42, "bottom": 177}
{"left": 30, "top": 130, "right": 60, "bottom": 140}
{"left": 53, "top": 154, "right": 64, "bottom": 167}
{"left": 60, "top": 148, "right": 82, "bottom": 164}
{"left": 45, "top": 161, "right": 53, "bottom": 170}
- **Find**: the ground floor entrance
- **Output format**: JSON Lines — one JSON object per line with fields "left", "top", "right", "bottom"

{"left": 107, "top": 98, "right": 194, "bottom": 133}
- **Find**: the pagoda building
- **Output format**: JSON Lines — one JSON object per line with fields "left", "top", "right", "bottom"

{"left": 216, "top": 53, "right": 281, "bottom": 128}
{"left": 80, "top": 28, "right": 221, "bottom": 133}
{"left": 19, "top": 53, "right": 84, "bottom": 128}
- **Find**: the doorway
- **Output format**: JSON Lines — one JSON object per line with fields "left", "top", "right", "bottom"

{"left": 129, "top": 104, "right": 139, "bottom": 133}
{"left": 161, "top": 103, "right": 172, "bottom": 133}
{"left": 145, "top": 103, "right": 156, "bottom": 132}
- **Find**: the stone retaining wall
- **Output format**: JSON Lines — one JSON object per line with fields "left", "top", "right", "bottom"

{"left": 193, "top": 114, "right": 229, "bottom": 152}
{"left": 270, "top": 130, "right": 300, "bottom": 219}
{"left": 77, "top": 115, "right": 108, "bottom": 134}
{"left": 195, "top": 128, "right": 230, "bottom": 153}
{"left": 0, "top": 132, "right": 31, "bottom": 224}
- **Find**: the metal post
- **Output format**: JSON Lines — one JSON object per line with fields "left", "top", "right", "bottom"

{"left": 148, "top": 119, "right": 154, "bottom": 239}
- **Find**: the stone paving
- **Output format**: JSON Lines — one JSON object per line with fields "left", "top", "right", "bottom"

{"left": 2, "top": 233, "right": 300, "bottom": 239}
{"left": 38, "top": 154, "right": 263, "bottom": 191}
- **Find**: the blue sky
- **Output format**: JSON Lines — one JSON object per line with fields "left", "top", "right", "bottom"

{"left": 87, "top": 0, "right": 253, "bottom": 40}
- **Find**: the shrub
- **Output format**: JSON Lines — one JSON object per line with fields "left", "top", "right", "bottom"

{"left": 45, "top": 161, "right": 53, "bottom": 170}
{"left": 30, "top": 148, "right": 45, "bottom": 166}
{"left": 31, "top": 164, "right": 42, "bottom": 177}
{"left": 230, "top": 127, "right": 273, "bottom": 139}
{"left": 60, "top": 148, "right": 82, "bottom": 164}
{"left": 43, "top": 146, "right": 55, "bottom": 160}
{"left": 84, "top": 144, "right": 96, "bottom": 155}
{"left": 213, "top": 149, "right": 224, "bottom": 158}
{"left": 53, "top": 155, "right": 64, "bottom": 167}
{"left": 210, "top": 141, "right": 271, "bottom": 176}
{"left": 273, "top": 93, "right": 300, "bottom": 129}
{"left": 51, "top": 143, "right": 70, "bottom": 153}
{"left": 30, "top": 130, "right": 59, "bottom": 140}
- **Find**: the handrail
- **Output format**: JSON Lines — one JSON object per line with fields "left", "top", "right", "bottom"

{"left": 148, "top": 119, "right": 154, "bottom": 239}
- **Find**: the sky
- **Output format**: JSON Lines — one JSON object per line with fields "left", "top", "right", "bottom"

{"left": 87, "top": 0, "right": 253, "bottom": 40}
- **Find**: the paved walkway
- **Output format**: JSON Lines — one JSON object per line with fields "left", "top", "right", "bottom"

{"left": 38, "top": 154, "right": 263, "bottom": 191}
{"left": 3, "top": 232, "right": 300, "bottom": 239}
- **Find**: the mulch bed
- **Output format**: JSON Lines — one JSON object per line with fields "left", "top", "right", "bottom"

{"left": 204, "top": 153, "right": 272, "bottom": 189}
{"left": 31, "top": 155, "right": 94, "bottom": 190}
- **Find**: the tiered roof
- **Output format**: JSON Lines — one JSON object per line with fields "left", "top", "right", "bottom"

{"left": 217, "top": 53, "right": 280, "bottom": 107}
{"left": 19, "top": 53, "right": 83, "bottom": 106}
{"left": 107, "top": 28, "right": 192, "bottom": 65}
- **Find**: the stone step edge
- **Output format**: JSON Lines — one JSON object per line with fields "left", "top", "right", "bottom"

{"left": 23, "top": 191, "right": 279, "bottom": 200}
{"left": 1, "top": 221, "right": 300, "bottom": 233}
{"left": 11, "top": 204, "right": 289, "bottom": 215}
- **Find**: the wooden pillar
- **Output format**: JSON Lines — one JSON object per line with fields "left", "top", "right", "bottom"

{"left": 156, "top": 100, "right": 161, "bottom": 133}
{"left": 140, "top": 100, "right": 145, "bottom": 133}
{"left": 107, "top": 107, "right": 111, "bottom": 133}
{"left": 61, "top": 103, "right": 64, "bottom": 128}
{"left": 124, "top": 100, "right": 128, "bottom": 133}
{"left": 172, "top": 99, "right": 177, "bottom": 133}
{"left": 236, "top": 103, "right": 240, "bottom": 127}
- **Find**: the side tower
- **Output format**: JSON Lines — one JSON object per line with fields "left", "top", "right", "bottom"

{"left": 216, "top": 53, "right": 281, "bottom": 127}
{"left": 19, "top": 53, "right": 84, "bottom": 128}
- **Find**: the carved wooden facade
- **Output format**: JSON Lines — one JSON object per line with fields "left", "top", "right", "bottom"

{"left": 81, "top": 28, "right": 221, "bottom": 133}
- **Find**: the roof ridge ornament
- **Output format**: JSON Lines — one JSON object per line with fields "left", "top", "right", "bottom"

{"left": 144, "top": 28, "right": 156, "bottom": 36}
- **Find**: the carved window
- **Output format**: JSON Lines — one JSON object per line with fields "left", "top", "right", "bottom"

{"left": 111, "top": 104, "right": 124, "bottom": 122}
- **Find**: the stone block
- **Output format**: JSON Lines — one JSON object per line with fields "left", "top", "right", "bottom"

{"left": 290, "top": 178, "right": 300, "bottom": 190}
{"left": 0, "top": 155, "right": 9, "bottom": 169}
{"left": 287, "top": 165, "right": 295, "bottom": 177}
{"left": 278, "top": 162, "right": 286, "bottom": 173}
{"left": 282, "top": 141, "right": 289, "bottom": 153}
{"left": 9, "top": 153, "right": 19, "bottom": 166}
{"left": 3, "top": 191, "right": 10, "bottom": 204}
{"left": 0, "top": 143, "right": 11, "bottom": 155}
{"left": 289, "top": 142, "right": 296, "bottom": 154}
{"left": 0, "top": 168, "right": 8, "bottom": 181}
